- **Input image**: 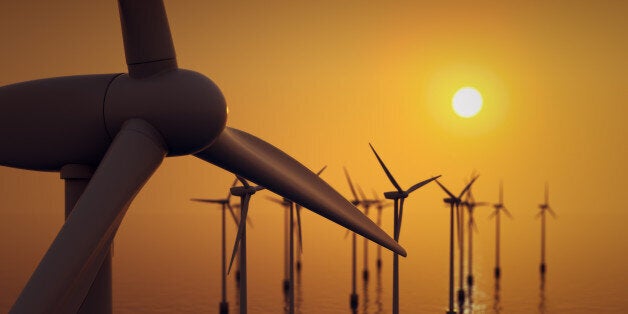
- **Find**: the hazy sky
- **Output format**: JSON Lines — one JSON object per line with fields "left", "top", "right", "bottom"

{"left": 1, "top": 1, "right": 627, "bottom": 311}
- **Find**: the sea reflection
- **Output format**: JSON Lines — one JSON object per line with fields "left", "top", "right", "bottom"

{"left": 493, "top": 279, "right": 501, "bottom": 314}
{"left": 539, "top": 274, "right": 546, "bottom": 314}
{"left": 374, "top": 270, "right": 384, "bottom": 314}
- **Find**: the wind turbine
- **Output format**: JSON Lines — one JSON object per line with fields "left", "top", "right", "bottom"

{"left": 227, "top": 177, "right": 264, "bottom": 314}
{"left": 369, "top": 144, "right": 440, "bottom": 314}
{"left": 267, "top": 166, "right": 326, "bottom": 292}
{"left": 435, "top": 176, "right": 478, "bottom": 314}
{"left": 490, "top": 182, "right": 512, "bottom": 280}
{"left": 537, "top": 183, "right": 556, "bottom": 275}
{"left": 461, "top": 186, "right": 489, "bottom": 293}
{"left": 371, "top": 190, "right": 393, "bottom": 270}
{"left": 356, "top": 185, "right": 378, "bottom": 281}
{"left": 343, "top": 167, "right": 362, "bottom": 310}
{"left": 0, "top": 1, "right": 406, "bottom": 312}
{"left": 190, "top": 178, "right": 240, "bottom": 314}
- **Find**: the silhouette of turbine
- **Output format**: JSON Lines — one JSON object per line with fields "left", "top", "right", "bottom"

{"left": 371, "top": 190, "right": 393, "bottom": 270}
{"left": 190, "top": 178, "right": 240, "bottom": 314}
{"left": 267, "top": 165, "right": 326, "bottom": 314}
{"left": 343, "top": 167, "right": 362, "bottom": 310}
{"left": 490, "top": 182, "right": 512, "bottom": 279}
{"left": 370, "top": 144, "right": 439, "bottom": 314}
{"left": 435, "top": 176, "right": 478, "bottom": 314}
{"left": 357, "top": 184, "right": 379, "bottom": 281}
{"left": 461, "top": 186, "right": 489, "bottom": 293}
{"left": 227, "top": 177, "right": 264, "bottom": 314}
{"left": 537, "top": 182, "right": 556, "bottom": 275}
{"left": 0, "top": 1, "right": 405, "bottom": 312}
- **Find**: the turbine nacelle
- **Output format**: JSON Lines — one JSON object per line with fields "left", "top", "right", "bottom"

{"left": 0, "top": 69, "right": 227, "bottom": 171}
{"left": 384, "top": 191, "right": 409, "bottom": 199}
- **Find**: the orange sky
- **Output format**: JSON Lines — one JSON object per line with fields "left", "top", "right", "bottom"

{"left": 1, "top": 1, "right": 627, "bottom": 311}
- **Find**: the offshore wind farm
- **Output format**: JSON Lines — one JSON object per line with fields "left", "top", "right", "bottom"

{"left": 1, "top": 1, "right": 627, "bottom": 313}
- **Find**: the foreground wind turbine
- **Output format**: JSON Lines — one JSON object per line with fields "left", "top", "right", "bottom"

{"left": 190, "top": 178, "right": 239, "bottom": 314}
{"left": 537, "top": 183, "right": 556, "bottom": 275}
{"left": 369, "top": 144, "right": 439, "bottom": 314}
{"left": 227, "top": 177, "right": 264, "bottom": 314}
{"left": 435, "top": 177, "right": 478, "bottom": 314}
{"left": 0, "top": 1, "right": 406, "bottom": 312}
{"left": 372, "top": 190, "right": 393, "bottom": 270}
{"left": 461, "top": 187, "right": 489, "bottom": 292}
{"left": 490, "top": 182, "right": 512, "bottom": 279}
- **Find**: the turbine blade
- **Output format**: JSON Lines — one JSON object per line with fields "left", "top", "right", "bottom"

{"left": 372, "top": 189, "right": 381, "bottom": 201}
{"left": 502, "top": 207, "right": 514, "bottom": 219}
{"left": 545, "top": 182, "right": 549, "bottom": 205}
{"left": 343, "top": 167, "right": 360, "bottom": 203}
{"left": 488, "top": 209, "right": 497, "bottom": 220}
{"left": 397, "top": 197, "right": 406, "bottom": 240}
{"left": 296, "top": 204, "right": 304, "bottom": 254}
{"left": 435, "top": 180, "right": 456, "bottom": 199}
{"left": 117, "top": 0, "right": 177, "bottom": 78}
{"left": 406, "top": 175, "right": 441, "bottom": 194}
{"left": 228, "top": 195, "right": 250, "bottom": 274}
{"left": 535, "top": 210, "right": 543, "bottom": 219}
{"left": 499, "top": 181, "right": 504, "bottom": 204}
{"left": 195, "top": 127, "right": 406, "bottom": 256}
{"left": 237, "top": 176, "right": 251, "bottom": 188}
{"left": 226, "top": 203, "right": 240, "bottom": 226}
{"left": 547, "top": 207, "right": 557, "bottom": 218}
{"left": 357, "top": 184, "right": 368, "bottom": 204}
{"left": 11, "top": 119, "right": 166, "bottom": 313}
{"left": 369, "top": 143, "right": 403, "bottom": 192}
{"left": 190, "top": 198, "right": 224, "bottom": 204}
{"left": 459, "top": 175, "right": 479, "bottom": 199}
{"left": 316, "top": 165, "right": 327, "bottom": 176}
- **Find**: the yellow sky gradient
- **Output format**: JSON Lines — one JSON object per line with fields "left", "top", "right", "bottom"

{"left": 1, "top": 1, "right": 627, "bottom": 311}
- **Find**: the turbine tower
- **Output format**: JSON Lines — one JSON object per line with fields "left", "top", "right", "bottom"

{"left": 490, "top": 182, "right": 512, "bottom": 279}
{"left": 435, "top": 177, "right": 478, "bottom": 314}
{"left": 190, "top": 178, "right": 240, "bottom": 314}
{"left": 369, "top": 144, "right": 439, "bottom": 314}
{"left": 227, "top": 177, "right": 264, "bottom": 314}
{"left": 537, "top": 183, "right": 556, "bottom": 275}
{"left": 0, "top": 1, "right": 406, "bottom": 312}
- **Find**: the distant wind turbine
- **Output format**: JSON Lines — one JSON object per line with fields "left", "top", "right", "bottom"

{"left": 370, "top": 143, "right": 439, "bottom": 314}
{"left": 266, "top": 166, "right": 326, "bottom": 314}
{"left": 356, "top": 185, "right": 379, "bottom": 281}
{"left": 435, "top": 176, "right": 478, "bottom": 314}
{"left": 537, "top": 183, "right": 556, "bottom": 275}
{"left": 461, "top": 186, "right": 489, "bottom": 292}
{"left": 190, "top": 178, "right": 239, "bottom": 314}
{"left": 343, "top": 167, "right": 362, "bottom": 310}
{"left": 371, "top": 190, "right": 393, "bottom": 270}
{"left": 490, "top": 182, "right": 512, "bottom": 280}
{"left": 227, "top": 177, "right": 264, "bottom": 314}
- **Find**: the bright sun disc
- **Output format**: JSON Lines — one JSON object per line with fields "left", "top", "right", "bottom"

{"left": 452, "top": 87, "right": 483, "bottom": 118}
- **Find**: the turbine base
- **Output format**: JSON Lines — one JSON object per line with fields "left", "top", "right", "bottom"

{"left": 350, "top": 293, "right": 359, "bottom": 309}
{"left": 219, "top": 301, "right": 229, "bottom": 314}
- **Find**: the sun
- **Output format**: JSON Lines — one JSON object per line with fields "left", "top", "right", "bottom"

{"left": 452, "top": 87, "right": 483, "bottom": 118}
